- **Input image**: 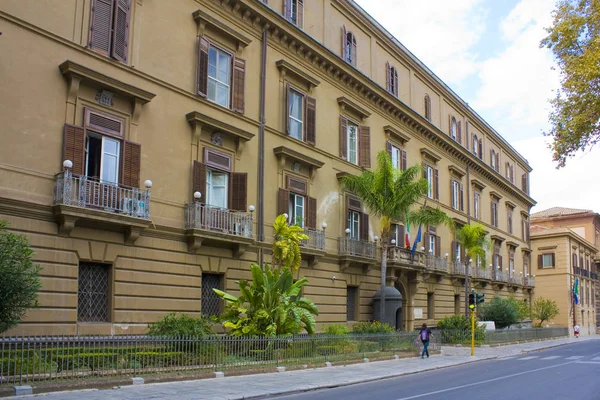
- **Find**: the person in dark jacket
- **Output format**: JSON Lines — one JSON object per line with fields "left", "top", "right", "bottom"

{"left": 418, "top": 323, "right": 433, "bottom": 359}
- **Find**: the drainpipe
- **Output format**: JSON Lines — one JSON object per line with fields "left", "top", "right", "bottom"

{"left": 258, "top": 27, "right": 268, "bottom": 266}
{"left": 465, "top": 163, "right": 471, "bottom": 319}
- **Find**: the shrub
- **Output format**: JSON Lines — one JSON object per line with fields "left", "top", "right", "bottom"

{"left": 323, "top": 324, "right": 350, "bottom": 335}
{"left": 147, "top": 312, "right": 214, "bottom": 337}
{"left": 532, "top": 297, "right": 559, "bottom": 327}
{"left": 436, "top": 314, "right": 486, "bottom": 345}
{"left": 352, "top": 321, "right": 395, "bottom": 334}
{"left": 436, "top": 314, "right": 471, "bottom": 331}
{"left": 480, "top": 297, "right": 520, "bottom": 329}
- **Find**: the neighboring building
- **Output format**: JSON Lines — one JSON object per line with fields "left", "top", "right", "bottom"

{"left": 530, "top": 225, "right": 598, "bottom": 335}
{"left": 531, "top": 207, "right": 600, "bottom": 329}
{"left": 0, "top": 0, "right": 534, "bottom": 336}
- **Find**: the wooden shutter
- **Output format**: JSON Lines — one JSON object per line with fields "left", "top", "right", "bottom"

{"left": 495, "top": 153, "right": 500, "bottom": 171}
{"left": 122, "top": 140, "right": 141, "bottom": 188}
{"left": 306, "top": 196, "right": 317, "bottom": 229}
{"left": 393, "top": 68, "right": 399, "bottom": 96}
{"left": 63, "top": 124, "right": 86, "bottom": 176}
{"left": 422, "top": 161, "right": 427, "bottom": 179}
{"left": 84, "top": 108, "right": 123, "bottom": 137}
{"left": 436, "top": 236, "right": 441, "bottom": 257}
{"left": 537, "top": 254, "right": 543, "bottom": 269}
{"left": 424, "top": 233, "right": 430, "bottom": 252}
{"left": 305, "top": 96, "right": 316, "bottom": 146}
{"left": 397, "top": 224, "right": 405, "bottom": 246}
{"left": 401, "top": 149, "right": 407, "bottom": 171}
{"left": 465, "top": 122, "right": 469, "bottom": 150}
{"left": 193, "top": 161, "right": 207, "bottom": 203}
{"left": 342, "top": 26, "right": 348, "bottom": 59}
{"left": 451, "top": 241, "right": 456, "bottom": 261}
{"left": 498, "top": 255, "right": 503, "bottom": 269}
{"left": 448, "top": 115, "right": 452, "bottom": 136}
{"left": 339, "top": 116, "right": 347, "bottom": 160}
{"left": 459, "top": 183, "right": 464, "bottom": 212}
{"left": 89, "top": 0, "right": 113, "bottom": 56}
{"left": 386, "top": 141, "right": 392, "bottom": 159}
{"left": 111, "top": 0, "right": 130, "bottom": 62}
{"left": 522, "top": 173, "right": 528, "bottom": 192}
{"left": 284, "top": 82, "right": 290, "bottom": 135}
{"left": 360, "top": 213, "right": 369, "bottom": 241}
{"left": 457, "top": 121, "right": 462, "bottom": 145}
{"left": 232, "top": 57, "right": 246, "bottom": 113}
{"left": 229, "top": 173, "right": 247, "bottom": 211}
{"left": 278, "top": 188, "right": 290, "bottom": 216}
{"left": 297, "top": 0, "right": 304, "bottom": 28}
{"left": 350, "top": 35, "right": 357, "bottom": 66}
{"left": 283, "top": 0, "right": 290, "bottom": 20}
{"left": 434, "top": 168, "right": 439, "bottom": 200}
{"left": 197, "top": 37, "right": 209, "bottom": 97}
{"left": 359, "top": 126, "right": 371, "bottom": 168}
{"left": 385, "top": 62, "right": 391, "bottom": 92}
{"left": 478, "top": 139, "right": 483, "bottom": 159}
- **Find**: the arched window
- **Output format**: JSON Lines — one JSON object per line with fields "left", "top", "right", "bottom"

{"left": 450, "top": 117, "right": 457, "bottom": 140}
{"left": 386, "top": 62, "right": 399, "bottom": 97}
{"left": 472, "top": 135, "right": 478, "bottom": 156}
{"left": 342, "top": 27, "right": 357, "bottom": 66}
{"left": 491, "top": 150, "right": 496, "bottom": 170}
{"left": 424, "top": 94, "right": 431, "bottom": 121}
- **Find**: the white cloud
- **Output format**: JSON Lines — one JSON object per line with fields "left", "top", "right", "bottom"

{"left": 353, "top": 0, "right": 488, "bottom": 85}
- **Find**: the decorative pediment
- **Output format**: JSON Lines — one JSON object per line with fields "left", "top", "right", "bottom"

{"left": 337, "top": 97, "right": 371, "bottom": 121}
{"left": 193, "top": 10, "right": 252, "bottom": 51}
{"left": 506, "top": 240, "right": 520, "bottom": 248}
{"left": 489, "top": 190, "right": 503, "bottom": 200}
{"left": 383, "top": 125, "right": 411, "bottom": 145}
{"left": 276, "top": 60, "right": 320, "bottom": 92}
{"left": 471, "top": 179, "right": 486, "bottom": 191}
{"left": 186, "top": 111, "right": 254, "bottom": 152}
{"left": 273, "top": 146, "right": 324, "bottom": 179}
{"left": 505, "top": 200, "right": 517, "bottom": 209}
{"left": 420, "top": 148, "right": 441, "bottom": 164}
{"left": 490, "top": 235, "right": 505, "bottom": 242}
{"left": 520, "top": 210, "right": 529, "bottom": 218}
{"left": 336, "top": 171, "right": 352, "bottom": 181}
{"left": 448, "top": 165, "right": 466, "bottom": 179}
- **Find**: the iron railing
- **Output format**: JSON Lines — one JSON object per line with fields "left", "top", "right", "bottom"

{"left": 451, "top": 261, "right": 466, "bottom": 275}
{"left": 388, "top": 247, "right": 424, "bottom": 266}
{"left": 185, "top": 202, "right": 253, "bottom": 238}
{"left": 524, "top": 276, "right": 535, "bottom": 287}
{"left": 301, "top": 228, "right": 326, "bottom": 251}
{"left": 0, "top": 333, "right": 426, "bottom": 387}
{"left": 438, "top": 327, "right": 568, "bottom": 345}
{"left": 425, "top": 255, "right": 448, "bottom": 273}
{"left": 495, "top": 271, "right": 508, "bottom": 282}
{"left": 473, "top": 267, "right": 492, "bottom": 280}
{"left": 509, "top": 275, "right": 522, "bottom": 285}
{"left": 338, "top": 237, "right": 377, "bottom": 259}
{"left": 53, "top": 171, "right": 151, "bottom": 219}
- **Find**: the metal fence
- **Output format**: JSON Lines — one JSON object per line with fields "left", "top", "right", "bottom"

{"left": 0, "top": 333, "right": 427, "bottom": 386}
{"left": 184, "top": 202, "right": 253, "bottom": 238}
{"left": 438, "top": 327, "right": 568, "bottom": 345}
{"left": 301, "top": 228, "right": 326, "bottom": 251}
{"left": 338, "top": 237, "right": 377, "bottom": 259}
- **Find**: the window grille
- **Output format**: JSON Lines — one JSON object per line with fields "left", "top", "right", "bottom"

{"left": 78, "top": 263, "right": 109, "bottom": 322}
{"left": 202, "top": 273, "right": 222, "bottom": 317}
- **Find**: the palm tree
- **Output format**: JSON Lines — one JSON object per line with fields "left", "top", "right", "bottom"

{"left": 455, "top": 223, "right": 490, "bottom": 317}
{"left": 341, "top": 151, "right": 453, "bottom": 323}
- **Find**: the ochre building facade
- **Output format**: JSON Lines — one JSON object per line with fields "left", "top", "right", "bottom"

{"left": 0, "top": 0, "right": 535, "bottom": 336}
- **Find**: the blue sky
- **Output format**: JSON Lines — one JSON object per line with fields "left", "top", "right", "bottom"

{"left": 353, "top": 0, "right": 600, "bottom": 212}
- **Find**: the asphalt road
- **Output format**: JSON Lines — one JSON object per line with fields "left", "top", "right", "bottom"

{"left": 266, "top": 341, "right": 600, "bottom": 400}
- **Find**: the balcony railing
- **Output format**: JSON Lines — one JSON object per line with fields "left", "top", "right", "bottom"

{"left": 509, "top": 274, "right": 522, "bottom": 285}
{"left": 525, "top": 276, "right": 535, "bottom": 287}
{"left": 301, "top": 228, "right": 326, "bottom": 251}
{"left": 185, "top": 202, "right": 253, "bottom": 238}
{"left": 53, "top": 171, "right": 151, "bottom": 219}
{"left": 338, "top": 237, "right": 377, "bottom": 259}
{"left": 473, "top": 267, "right": 492, "bottom": 280}
{"left": 451, "top": 261, "right": 466, "bottom": 275}
{"left": 495, "top": 271, "right": 508, "bottom": 282}
{"left": 388, "top": 247, "right": 424, "bottom": 266}
{"left": 425, "top": 254, "right": 448, "bottom": 273}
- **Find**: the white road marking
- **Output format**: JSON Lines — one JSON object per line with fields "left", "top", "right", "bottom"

{"left": 395, "top": 360, "right": 577, "bottom": 400}
{"left": 518, "top": 356, "right": 539, "bottom": 360}
{"left": 540, "top": 356, "right": 561, "bottom": 360}
{"left": 565, "top": 356, "right": 584, "bottom": 360}
{"left": 575, "top": 361, "right": 600, "bottom": 365}
{"left": 499, "top": 357, "right": 516, "bottom": 360}
{"left": 592, "top": 357, "right": 600, "bottom": 361}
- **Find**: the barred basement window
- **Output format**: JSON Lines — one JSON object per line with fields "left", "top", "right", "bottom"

{"left": 347, "top": 286, "right": 359, "bottom": 321}
{"left": 78, "top": 263, "right": 110, "bottom": 322}
{"left": 202, "top": 273, "right": 223, "bottom": 317}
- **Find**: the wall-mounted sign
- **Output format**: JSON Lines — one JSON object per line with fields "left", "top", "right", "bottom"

{"left": 413, "top": 308, "right": 423, "bottom": 319}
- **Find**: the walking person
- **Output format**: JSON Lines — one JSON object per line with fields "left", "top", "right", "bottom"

{"left": 418, "top": 323, "right": 433, "bottom": 359}
{"left": 574, "top": 324, "right": 580, "bottom": 338}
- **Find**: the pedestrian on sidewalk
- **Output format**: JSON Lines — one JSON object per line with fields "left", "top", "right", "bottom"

{"left": 418, "top": 323, "right": 433, "bottom": 359}
{"left": 574, "top": 324, "right": 580, "bottom": 338}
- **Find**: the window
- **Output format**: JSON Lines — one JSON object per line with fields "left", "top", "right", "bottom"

{"left": 339, "top": 116, "right": 369, "bottom": 167}
{"left": 454, "top": 241, "right": 462, "bottom": 262}
{"left": 88, "top": 0, "right": 131, "bottom": 62}
{"left": 206, "top": 169, "right": 228, "bottom": 209}
{"left": 288, "top": 89, "right": 304, "bottom": 140}
{"left": 386, "top": 62, "right": 399, "bottom": 97}
{"left": 347, "top": 286, "right": 359, "bottom": 321}
{"left": 472, "top": 135, "right": 478, "bottom": 156}
{"left": 423, "top": 164, "right": 438, "bottom": 200}
{"left": 427, "top": 292, "right": 434, "bottom": 319}
{"left": 491, "top": 150, "right": 496, "bottom": 170}
{"left": 202, "top": 273, "right": 223, "bottom": 317}
{"left": 390, "top": 224, "right": 405, "bottom": 247}
{"left": 284, "top": 0, "right": 304, "bottom": 27}
{"left": 207, "top": 46, "right": 232, "bottom": 108}
{"left": 507, "top": 207, "right": 513, "bottom": 234}
{"left": 343, "top": 29, "right": 357, "bottom": 66}
{"left": 509, "top": 248, "right": 515, "bottom": 277}
{"left": 78, "top": 263, "right": 110, "bottom": 322}
{"left": 86, "top": 134, "right": 120, "bottom": 184}
{"left": 491, "top": 199, "right": 499, "bottom": 227}
{"left": 505, "top": 163, "right": 514, "bottom": 183}
{"left": 425, "top": 227, "right": 441, "bottom": 256}
{"left": 424, "top": 95, "right": 432, "bottom": 121}
{"left": 539, "top": 253, "right": 555, "bottom": 268}
{"left": 474, "top": 192, "right": 480, "bottom": 220}
{"left": 348, "top": 210, "right": 361, "bottom": 240}
{"left": 450, "top": 117, "right": 457, "bottom": 140}
{"left": 347, "top": 122, "right": 359, "bottom": 165}
{"left": 490, "top": 150, "right": 500, "bottom": 172}
{"left": 451, "top": 180, "right": 464, "bottom": 211}
{"left": 523, "top": 253, "right": 530, "bottom": 276}
{"left": 289, "top": 192, "right": 305, "bottom": 227}
{"left": 387, "top": 142, "right": 407, "bottom": 171}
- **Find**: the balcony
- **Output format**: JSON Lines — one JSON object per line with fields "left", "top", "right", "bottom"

{"left": 524, "top": 276, "right": 535, "bottom": 287}
{"left": 451, "top": 261, "right": 467, "bottom": 275}
{"left": 387, "top": 247, "right": 424, "bottom": 269}
{"left": 53, "top": 169, "right": 152, "bottom": 244}
{"left": 184, "top": 202, "right": 254, "bottom": 257}
{"left": 424, "top": 254, "right": 448, "bottom": 273}
{"left": 339, "top": 237, "right": 377, "bottom": 271}
{"left": 300, "top": 228, "right": 326, "bottom": 267}
{"left": 508, "top": 274, "right": 522, "bottom": 287}
{"left": 473, "top": 267, "right": 492, "bottom": 280}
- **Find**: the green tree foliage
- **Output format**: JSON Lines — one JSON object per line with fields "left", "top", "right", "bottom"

{"left": 508, "top": 297, "right": 532, "bottom": 322}
{"left": 351, "top": 320, "right": 395, "bottom": 334}
{"left": 480, "top": 297, "right": 520, "bottom": 329}
{"left": 272, "top": 214, "right": 309, "bottom": 273}
{"left": 341, "top": 151, "right": 453, "bottom": 320}
{"left": 0, "top": 221, "right": 42, "bottom": 333}
{"left": 436, "top": 314, "right": 472, "bottom": 331}
{"left": 147, "top": 312, "right": 214, "bottom": 337}
{"left": 531, "top": 297, "right": 560, "bottom": 327}
{"left": 455, "top": 223, "right": 490, "bottom": 266}
{"left": 541, "top": 0, "right": 600, "bottom": 167}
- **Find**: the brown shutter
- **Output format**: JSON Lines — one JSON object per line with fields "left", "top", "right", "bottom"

{"left": 434, "top": 168, "right": 439, "bottom": 200}
{"left": 359, "top": 125, "right": 371, "bottom": 168}
{"left": 283, "top": 0, "right": 290, "bottom": 19}
{"left": 278, "top": 188, "right": 290, "bottom": 216}
{"left": 284, "top": 82, "right": 291, "bottom": 136}
{"left": 457, "top": 121, "right": 462, "bottom": 145}
{"left": 424, "top": 233, "right": 431, "bottom": 252}
{"left": 422, "top": 161, "right": 427, "bottom": 179}
{"left": 297, "top": 0, "right": 304, "bottom": 28}
{"left": 491, "top": 202, "right": 495, "bottom": 226}
{"left": 232, "top": 57, "right": 246, "bottom": 113}
{"left": 460, "top": 183, "right": 464, "bottom": 212}
{"left": 197, "top": 37, "right": 209, "bottom": 97}
{"left": 478, "top": 139, "right": 483, "bottom": 159}
{"left": 339, "top": 115, "right": 347, "bottom": 160}
{"left": 496, "top": 153, "right": 500, "bottom": 171}
{"left": 111, "top": 0, "right": 130, "bottom": 62}
{"left": 465, "top": 122, "right": 469, "bottom": 150}
{"left": 386, "top": 141, "right": 392, "bottom": 159}
{"left": 498, "top": 255, "right": 503, "bottom": 269}
{"left": 448, "top": 115, "right": 451, "bottom": 136}
{"left": 306, "top": 96, "right": 316, "bottom": 146}
{"left": 342, "top": 25, "right": 348, "bottom": 59}
{"left": 121, "top": 141, "right": 141, "bottom": 187}
{"left": 193, "top": 161, "right": 207, "bottom": 203}
{"left": 351, "top": 35, "right": 357, "bottom": 66}
{"left": 386, "top": 61, "right": 391, "bottom": 92}
{"left": 451, "top": 241, "right": 456, "bottom": 261}
{"left": 393, "top": 68, "right": 399, "bottom": 97}
{"left": 306, "top": 196, "right": 317, "bottom": 229}
{"left": 436, "top": 236, "right": 441, "bottom": 257}
{"left": 89, "top": 0, "right": 113, "bottom": 56}
{"left": 360, "top": 213, "right": 369, "bottom": 241}
{"left": 63, "top": 124, "right": 86, "bottom": 176}
{"left": 230, "top": 173, "right": 247, "bottom": 211}
{"left": 450, "top": 179, "right": 454, "bottom": 207}
{"left": 401, "top": 149, "right": 407, "bottom": 171}
{"left": 397, "top": 224, "right": 405, "bottom": 246}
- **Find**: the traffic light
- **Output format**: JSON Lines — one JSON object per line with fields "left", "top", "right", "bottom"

{"left": 476, "top": 293, "right": 485, "bottom": 305}
{"left": 468, "top": 293, "right": 475, "bottom": 309}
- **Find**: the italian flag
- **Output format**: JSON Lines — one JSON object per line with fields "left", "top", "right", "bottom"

{"left": 405, "top": 219, "right": 411, "bottom": 248}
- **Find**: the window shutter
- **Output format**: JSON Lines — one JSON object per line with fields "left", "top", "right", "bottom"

{"left": 339, "top": 116, "right": 347, "bottom": 160}
{"left": 232, "top": 57, "right": 246, "bottom": 114}
{"left": 297, "top": 0, "right": 304, "bottom": 28}
{"left": 278, "top": 188, "right": 290, "bottom": 216}
{"left": 305, "top": 96, "right": 316, "bottom": 146}
{"left": 393, "top": 68, "right": 399, "bottom": 97}
{"left": 197, "top": 37, "right": 209, "bottom": 97}
{"left": 448, "top": 115, "right": 451, "bottom": 135}
{"left": 422, "top": 161, "right": 427, "bottom": 179}
{"left": 424, "top": 233, "right": 430, "bottom": 252}
{"left": 385, "top": 62, "right": 391, "bottom": 92}
{"left": 450, "top": 179, "right": 454, "bottom": 207}
{"left": 451, "top": 241, "right": 456, "bottom": 261}
{"left": 283, "top": 0, "right": 291, "bottom": 20}
{"left": 386, "top": 141, "right": 392, "bottom": 159}
{"left": 510, "top": 165, "right": 514, "bottom": 183}
{"left": 459, "top": 183, "right": 464, "bottom": 212}
{"left": 478, "top": 139, "right": 483, "bottom": 159}
{"left": 551, "top": 253, "right": 555, "bottom": 267}
{"left": 306, "top": 196, "right": 317, "bottom": 229}
{"left": 351, "top": 35, "right": 357, "bottom": 66}
{"left": 436, "top": 236, "right": 441, "bottom": 257}
{"left": 401, "top": 149, "right": 407, "bottom": 171}
{"left": 495, "top": 153, "right": 500, "bottom": 171}
{"left": 121, "top": 141, "right": 141, "bottom": 187}
{"left": 111, "top": 0, "right": 130, "bottom": 63}
{"left": 360, "top": 213, "right": 369, "bottom": 241}
{"left": 434, "top": 168, "right": 439, "bottom": 200}
{"left": 63, "top": 124, "right": 86, "bottom": 176}
{"left": 230, "top": 172, "right": 247, "bottom": 211}
{"left": 498, "top": 255, "right": 503, "bottom": 269}
{"left": 89, "top": 0, "right": 113, "bottom": 56}
{"left": 465, "top": 122, "right": 469, "bottom": 150}
{"left": 84, "top": 108, "right": 123, "bottom": 137}
{"left": 342, "top": 26, "right": 348, "bottom": 59}
{"left": 193, "top": 161, "right": 207, "bottom": 203}
{"left": 359, "top": 125, "right": 371, "bottom": 168}
{"left": 457, "top": 121, "right": 462, "bottom": 145}
{"left": 522, "top": 173, "right": 527, "bottom": 192}
{"left": 397, "top": 224, "right": 405, "bottom": 246}
{"left": 284, "top": 82, "right": 291, "bottom": 136}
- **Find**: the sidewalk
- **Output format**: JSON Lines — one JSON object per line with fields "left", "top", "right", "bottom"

{"left": 16, "top": 335, "right": 599, "bottom": 400}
